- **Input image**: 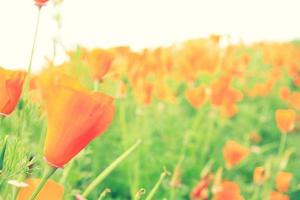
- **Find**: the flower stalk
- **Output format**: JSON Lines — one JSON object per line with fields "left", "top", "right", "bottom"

{"left": 28, "top": 164, "right": 57, "bottom": 200}
{"left": 28, "top": 7, "right": 42, "bottom": 73}
{"left": 82, "top": 140, "right": 142, "bottom": 197}
{"left": 145, "top": 169, "right": 169, "bottom": 200}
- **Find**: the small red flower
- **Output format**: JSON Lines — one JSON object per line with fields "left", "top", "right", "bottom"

{"left": 35, "top": 0, "right": 49, "bottom": 7}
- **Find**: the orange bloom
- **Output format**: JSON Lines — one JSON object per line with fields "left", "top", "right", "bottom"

{"left": 210, "top": 76, "right": 231, "bottom": 107}
{"left": 222, "top": 140, "right": 249, "bottom": 168}
{"left": 44, "top": 86, "right": 114, "bottom": 168}
{"left": 213, "top": 181, "right": 244, "bottom": 200}
{"left": 84, "top": 49, "right": 114, "bottom": 81}
{"left": 279, "top": 87, "right": 290, "bottom": 101}
{"left": 0, "top": 67, "right": 26, "bottom": 116}
{"left": 186, "top": 85, "right": 207, "bottom": 108}
{"left": 35, "top": 0, "right": 49, "bottom": 6}
{"left": 253, "top": 166, "right": 267, "bottom": 185}
{"left": 143, "top": 83, "right": 153, "bottom": 105}
{"left": 190, "top": 174, "right": 211, "bottom": 200}
{"left": 36, "top": 68, "right": 84, "bottom": 98}
{"left": 28, "top": 69, "right": 85, "bottom": 108}
{"left": 269, "top": 191, "right": 289, "bottom": 200}
{"left": 17, "top": 178, "right": 64, "bottom": 200}
{"left": 220, "top": 104, "right": 239, "bottom": 118}
{"left": 289, "top": 92, "right": 300, "bottom": 110}
{"left": 275, "top": 172, "right": 293, "bottom": 192}
{"left": 275, "top": 109, "right": 296, "bottom": 134}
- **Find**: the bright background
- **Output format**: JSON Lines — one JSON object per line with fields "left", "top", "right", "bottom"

{"left": 0, "top": 0, "right": 300, "bottom": 71}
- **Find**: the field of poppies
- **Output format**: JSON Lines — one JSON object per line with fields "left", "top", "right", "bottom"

{"left": 1, "top": 1, "right": 300, "bottom": 200}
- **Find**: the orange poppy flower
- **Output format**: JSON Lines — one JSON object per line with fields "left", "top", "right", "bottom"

{"left": 35, "top": 0, "right": 49, "bottom": 6}
{"left": 84, "top": 49, "right": 114, "bottom": 81}
{"left": 0, "top": 67, "right": 26, "bottom": 116}
{"left": 275, "top": 172, "right": 293, "bottom": 192}
{"left": 275, "top": 109, "right": 296, "bottom": 134}
{"left": 28, "top": 69, "right": 85, "bottom": 108}
{"left": 186, "top": 85, "right": 207, "bottom": 109}
{"left": 44, "top": 86, "right": 114, "bottom": 168}
{"left": 222, "top": 140, "right": 249, "bottom": 168}
{"left": 17, "top": 178, "right": 64, "bottom": 200}
{"left": 269, "top": 191, "right": 289, "bottom": 200}
{"left": 253, "top": 166, "right": 267, "bottom": 185}
{"left": 37, "top": 68, "right": 84, "bottom": 98}
{"left": 213, "top": 181, "right": 244, "bottom": 200}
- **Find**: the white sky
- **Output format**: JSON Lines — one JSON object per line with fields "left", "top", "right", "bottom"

{"left": 0, "top": 0, "right": 300, "bottom": 71}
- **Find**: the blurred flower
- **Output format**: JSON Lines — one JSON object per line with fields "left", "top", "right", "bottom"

{"left": 269, "top": 191, "right": 289, "bottom": 200}
{"left": 253, "top": 166, "right": 267, "bottom": 185}
{"left": 0, "top": 67, "right": 26, "bottom": 116}
{"left": 190, "top": 174, "right": 212, "bottom": 200}
{"left": 279, "top": 87, "right": 290, "bottom": 101}
{"left": 186, "top": 85, "right": 207, "bottom": 109}
{"left": 289, "top": 92, "right": 300, "bottom": 110}
{"left": 275, "top": 109, "right": 296, "bottom": 134}
{"left": 44, "top": 85, "right": 114, "bottom": 168}
{"left": 84, "top": 49, "right": 114, "bottom": 81}
{"left": 275, "top": 172, "right": 293, "bottom": 192}
{"left": 8, "top": 180, "right": 28, "bottom": 188}
{"left": 210, "top": 76, "right": 243, "bottom": 118}
{"left": 35, "top": 0, "right": 49, "bottom": 7}
{"left": 249, "top": 132, "right": 261, "bottom": 143}
{"left": 212, "top": 181, "right": 244, "bottom": 200}
{"left": 17, "top": 178, "right": 64, "bottom": 200}
{"left": 76, "top": 194, "right": 87, "bottom": 200}
{"left": 222, "top": 140, "right": 249, "bottom": 168}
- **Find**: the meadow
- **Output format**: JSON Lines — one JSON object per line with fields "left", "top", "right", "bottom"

{"left": 1, "top": 1, "right": 300, "bottom": 200}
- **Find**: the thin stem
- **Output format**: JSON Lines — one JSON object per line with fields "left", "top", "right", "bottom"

{"left": 134, "top": 188, "right": 146, "bottom": 200}
{"left": 93, "top": 80, "right": 100, "bottom": 91}
{"left": 28, "top": 7, "right": 42, "bottom": 73}
{"left": 29, "top": 164, "right": 57, "bottom": 200}
{"left": 97, "top": 188, "right": 111, "bottom": 200}
{"left": 0, "top": 116, "right": 4, "bottom": 129}
{"left": 0, "top": 136, "right": 8, "bottom": 172}
{"left": 60, "top": 160, "right": 74, "bottom": 184}
{"left": 82, "top": 140, "right": 142, "bottom": 197}
{"left": 145, "top": 170, "right": 169, "bottom": 200}
{"left": 278, "top": 133, "right": 287, "bottom": 156}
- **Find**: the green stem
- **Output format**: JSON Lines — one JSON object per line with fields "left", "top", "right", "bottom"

{"left": 191, "top": 107, "right": 206, "bottom": 131}
{"left": 82, "top": 140, "right": 142, "bottom": 197}
{"left": 97, "top": 188, "right": 111, "bottom": 200}
{"left": 145, "top": 170, "right": 169, "bottom": 200}
{"left": 28, "top": 7, "right": 41, "bottom": 73}
{"left": 278, "top": 133, "right": 287, "bottom": 156}
{"left": 134, "top": 188, "right": 146, "bottom": 200}
{"left": 60, "top": 160, "right": 74, "bottom": 184}
{"left": 28, "top": 164, "right": 57, "bottom": 200}
{"left": 0, "top": 136, "right": 8, "bottom": 172}
{"left": 93, "top": 80, "right": 100, "bottom": 91}
{"left": 0, "top": 117, "right": 4, "bottom": 129}
{"left": 251, "top": 185, "right": 261, "bottom": 200}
